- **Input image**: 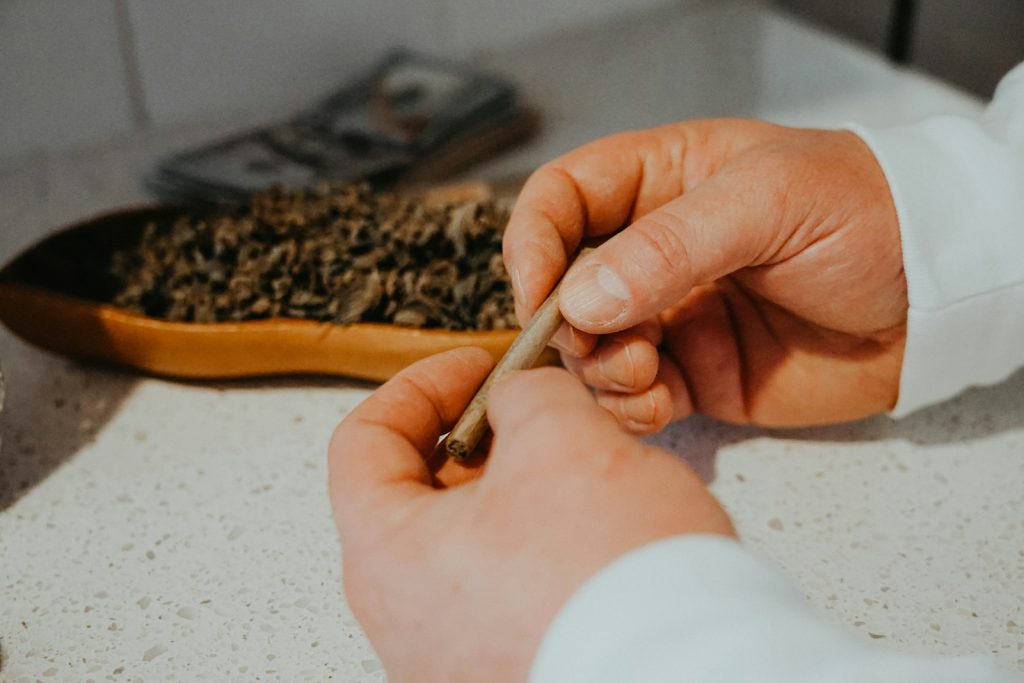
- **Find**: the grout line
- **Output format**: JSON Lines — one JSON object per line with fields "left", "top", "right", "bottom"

{"left": 111, "top": 0, "right": 150, "bottom": 128}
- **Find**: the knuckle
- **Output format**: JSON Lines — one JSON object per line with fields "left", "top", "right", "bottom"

{"left": 520, "top": 401, "right": 603, "bottom": 441}
{"left": 633, "top": 318, "right": 664, "bottom": 346}
{"left": 491, "top": 366, "right": 570, "bottom": 414}
{"left": 630, "top": 213, "right": 693, "bottom": 287}
{"left": 522, "top": 410, "right": 573, "bottom": 437}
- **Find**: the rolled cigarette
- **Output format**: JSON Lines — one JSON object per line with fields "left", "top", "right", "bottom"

{"left": 443, "top": 248, "right": 592, "bottom": 461}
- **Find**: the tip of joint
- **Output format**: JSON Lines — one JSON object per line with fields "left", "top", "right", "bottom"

{"left": 445, "top": 439, "right": 469, "bottom": 461}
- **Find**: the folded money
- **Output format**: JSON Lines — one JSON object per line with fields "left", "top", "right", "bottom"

{"left": 148, "top": 51, "right": 536, "bottom": 203}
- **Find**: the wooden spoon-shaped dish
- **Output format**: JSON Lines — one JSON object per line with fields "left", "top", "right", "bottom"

{"left": 0, "top": 193, "right": 548, "bottom": 382}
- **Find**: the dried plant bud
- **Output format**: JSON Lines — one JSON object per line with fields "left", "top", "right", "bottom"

{"left": 109, "top": 182, "right": 517, "bottom": 331}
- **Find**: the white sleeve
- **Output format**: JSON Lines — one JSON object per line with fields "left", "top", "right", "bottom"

{"left": 532, "top": 68, "right": 1024, "bottom": 683}
{"left": 530, "top": 536, "right": 1021, "bottom": 683}
{"left": 846, "top": 62, "right": 1024, "bottom": 416}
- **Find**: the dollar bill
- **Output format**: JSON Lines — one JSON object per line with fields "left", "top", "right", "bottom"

{"left": 148, "top": 51, "right": 526, "bottom": 203}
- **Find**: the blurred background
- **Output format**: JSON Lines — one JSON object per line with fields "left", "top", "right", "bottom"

{"left": 3, "top": 3, "right": 1024, "bottom": 681}
{"left": 778, "top": 0, "right": 1024, "bottom": 95}
{"left": 3, "top": 0, "right": 1023, "bottom": 165}
{"left": 3, "top": 0, "right": 1024, "bottom": 289}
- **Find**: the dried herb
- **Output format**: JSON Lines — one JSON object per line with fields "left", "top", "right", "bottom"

{"left": 108, "top": 183, "right": 518, "bottom": 331}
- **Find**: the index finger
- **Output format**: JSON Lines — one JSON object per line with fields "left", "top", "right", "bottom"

{"left": 328, "top": 347, "right": 494, "bottom": 539}
{"left": 503, "top": 134, "right": 646, "bottom": 318}
{"left": 502, "top": 120, "right": 770, "bottom": 319}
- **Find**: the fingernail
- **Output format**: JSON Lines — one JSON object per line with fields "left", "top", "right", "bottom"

{"left": 550, "top": 323, "right": 580, "bottom": 357}
{"left": 622, "top": 391, "right": 657, "bottom": 425}
{"left": 510, "top": 264, "right": 526, "bottom": 304}
{"left": 560, "top": 264, "right": 631, "bottom": 326}
{"left": 598, "top": 340, "right": 635, "bottom": 388}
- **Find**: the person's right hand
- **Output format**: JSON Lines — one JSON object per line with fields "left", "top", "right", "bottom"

{"left": 503, "top": 119, "right": 907, "bottom": 431}
{"left": 329, "top": 347, "right": 733, "bottom": 683}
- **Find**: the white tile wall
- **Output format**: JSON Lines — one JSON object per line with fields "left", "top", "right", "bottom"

{"left": 444, "top": 0, "right": 676, "bottom": 55}
{"left": 0, "top": 0, "right": 686, "bottom": 163}
{"left": 124, "top": 0, "right": 443, "bottom": 127}
{"left": 465, "top": 1, "right": 762, "bottom": 177}
{"left": 0, "top": 0, "right": 137, "bottom": 161}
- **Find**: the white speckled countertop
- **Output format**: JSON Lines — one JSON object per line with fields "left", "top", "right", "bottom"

{"left": 1, "top": 2, "right": 1021, "bottom": 681}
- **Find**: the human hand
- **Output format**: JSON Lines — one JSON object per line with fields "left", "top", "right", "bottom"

{"left": 504, "top": 120, "right": 906, "bottom": 431}
{"left": 328, "top": 347, "right": 733, "bottom": 683}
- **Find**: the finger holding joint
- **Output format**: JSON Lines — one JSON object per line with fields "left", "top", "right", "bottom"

{"left": 562, "top": 333, "right": 659, "bottom": 392}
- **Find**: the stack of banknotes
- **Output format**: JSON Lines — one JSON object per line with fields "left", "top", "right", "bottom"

{"left": 148, "top": 51, "right": 538, "bottom": 203}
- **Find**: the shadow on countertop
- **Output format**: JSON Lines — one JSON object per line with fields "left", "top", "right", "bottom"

{"left": 648, "top": 367, "right": 1024, "bottom": 484}
{"left": 771, "top": 367, "right": 1024, "bottom": 447}
{"left": 648, "top": 414, "right": 761, "bottom": 484}
{"left": 4, "top": 318, "right": 1024, "bottom": 509}
{"left": 0, "top": 329, "right": 380, "bottom": 513}
{"left": 0, "top": 333, "right": 139, "bottom": 512}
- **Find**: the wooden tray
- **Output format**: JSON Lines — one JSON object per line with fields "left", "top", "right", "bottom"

{"left": 0, "top": 193, "right": 547, "bottom": 382}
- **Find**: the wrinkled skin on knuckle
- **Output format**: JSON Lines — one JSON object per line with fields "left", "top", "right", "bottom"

{"left": 748, "top": 128, "right": 876, "bottom": 262}
{"left": 624, "top": 213, "right": 694, "bottom": 304}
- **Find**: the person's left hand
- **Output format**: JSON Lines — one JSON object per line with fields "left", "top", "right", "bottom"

{"left": 328, "top": 347, "right": 734, "bottom": 683}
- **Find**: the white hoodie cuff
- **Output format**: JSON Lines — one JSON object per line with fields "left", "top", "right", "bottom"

{"left": 530, "top": 535, "right": 1018, "bottom": 682}
{"left": 847, "top": 116, "right": 1024, "bottom": 416}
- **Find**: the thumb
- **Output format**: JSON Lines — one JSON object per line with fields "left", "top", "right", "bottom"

{"left": 558, "top": 162, "right": 781, "bottom": 333}
{"left": 484, "top": 366, "right": 637, "bottom": 478}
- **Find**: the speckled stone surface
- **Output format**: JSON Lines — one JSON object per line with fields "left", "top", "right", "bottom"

{"left": 1, "top": 2, "right": 1021, "bottom": 681}
{"left": 0, "top": 346, "right": 378, "bottom": 681}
